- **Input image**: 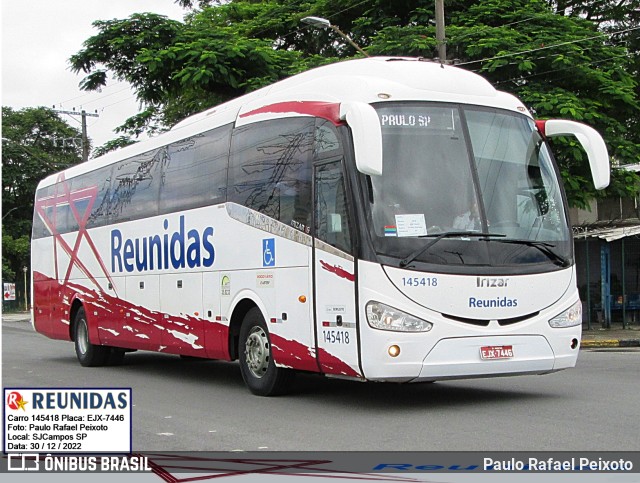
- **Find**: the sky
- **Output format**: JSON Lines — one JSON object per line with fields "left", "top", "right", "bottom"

{"left": 1, "top": 0, "right": 187, "bottom": 149}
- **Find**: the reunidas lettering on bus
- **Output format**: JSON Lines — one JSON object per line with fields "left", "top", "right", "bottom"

{"left": 110, "top": 215, "right": 215, "bottom": 273}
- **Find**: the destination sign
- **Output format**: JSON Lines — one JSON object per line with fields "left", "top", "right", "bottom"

{"left": 378, "top": 107, "right": 457, "bottom": 131}
{"left": 380, "top": 114, "right": 432, "bottom": 127}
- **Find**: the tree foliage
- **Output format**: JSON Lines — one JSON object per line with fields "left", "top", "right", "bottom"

{"left": 91, "top": 135, "right": 138, "bottom": 158}
{"left": 2, "top": 107, "right": 82, "bottom": 282}
{"left": 67, "top": 0, "right": 640, "bottom": 208}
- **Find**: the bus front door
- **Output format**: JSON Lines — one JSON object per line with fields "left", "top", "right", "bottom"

{"left": 313, "top": 161, "right": 361, "bottom": 379}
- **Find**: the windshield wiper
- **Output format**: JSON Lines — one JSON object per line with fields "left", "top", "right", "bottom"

{"left": 490, "top": 239, "right": 570, "bottom": 267}
{"left": 399, "top": 232, "right": 505, "bottom": 268}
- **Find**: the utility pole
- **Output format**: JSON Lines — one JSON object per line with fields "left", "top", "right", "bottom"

{"left": 23, "top": 266, "right": 28, "bottom": 312}
{"left": 54, "top": 109, "right": 99, "bottom": 161}
{"left": 435, "top": 0, "right": 447, "bottom": 63}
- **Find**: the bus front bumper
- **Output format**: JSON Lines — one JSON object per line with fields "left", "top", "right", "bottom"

{"left": 362, "top": 334, "right": 579, "bottom": 383}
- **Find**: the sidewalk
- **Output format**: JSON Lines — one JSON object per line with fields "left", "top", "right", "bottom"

{"left": 580, "top": 322, "right": 640, "bottom": 348}
{"left": 2, "top": 311, "right": 639, "bottom": 348}
{"left": 1, "top": 311, "right": 31, "bottom": 323}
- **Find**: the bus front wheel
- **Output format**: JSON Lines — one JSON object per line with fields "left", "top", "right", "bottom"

{"left": 74, "top": 307, "right": 110, "bottom": 367}
{"left": 238, "top": 307, "right": 293, "bottom": 396}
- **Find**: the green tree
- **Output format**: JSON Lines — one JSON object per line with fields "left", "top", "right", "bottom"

{"left": 70, "top": 9, "right": 311, "bottom": 136}
{"left": 441, "top": 0, "right": 640, "bottom": 208}
{"left": 2, "top": 107, "right": 82, "bottom": 297}
{"left": 70, "top": 0, "right": 640, "bottom": 207}
{"left": 92, "top": 135, "right": 138, "bottom": 158}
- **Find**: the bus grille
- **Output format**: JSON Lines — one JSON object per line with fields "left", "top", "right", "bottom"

{"left": 442, "top": 312, "right": 539, "bottom": 327}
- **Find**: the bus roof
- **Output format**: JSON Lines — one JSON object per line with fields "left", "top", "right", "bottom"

{"left": 38, "top": 57, "right": 529, "bottom": 188}
{"left": 173, "top": 56, "right": 526, "bottom": 130}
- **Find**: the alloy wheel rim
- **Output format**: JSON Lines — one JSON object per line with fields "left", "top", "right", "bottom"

{"left": 245, "top": 326, "right": 269, "bottom": 378}
{"left": 77, "top": 320, "right": 89, "bottom": 355}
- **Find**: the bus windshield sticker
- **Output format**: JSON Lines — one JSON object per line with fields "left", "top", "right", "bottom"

{"left": 395, "top": 214, "right": 427, "bottom": 237}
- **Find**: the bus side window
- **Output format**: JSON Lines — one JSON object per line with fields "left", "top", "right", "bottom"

{"left": 76, "top": 164, "right": 114, "bottom": 230}
{"left": 159, "top": 124, "right": 231, "bottom": 214}
{"left": 229, "top": 118, "right": 314, "bottom": 232}
{"left": 315, "top": 161, "right": 352, "bottom": 254}
{"left": 32, "top": 185, "right": 54, "bottom": 239}
{"left": 110, "top": 148, "right": 166, "bottom": 223}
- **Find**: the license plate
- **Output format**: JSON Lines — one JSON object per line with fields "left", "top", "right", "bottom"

{"left": 480, "top": 345, "right": 514, "bottom": 360}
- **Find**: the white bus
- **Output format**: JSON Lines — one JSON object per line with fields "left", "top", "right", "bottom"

{"left": 32, "top": 57, "right": 609, "bottom": 396}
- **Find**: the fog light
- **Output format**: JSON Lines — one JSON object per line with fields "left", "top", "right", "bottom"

{"left": 388, "top": 345, "right": 401, "bottom": 357}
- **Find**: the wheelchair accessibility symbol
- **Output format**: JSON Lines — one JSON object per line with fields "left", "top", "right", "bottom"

{"left": 263, "top": 238, "right": 275, "bottom": 267}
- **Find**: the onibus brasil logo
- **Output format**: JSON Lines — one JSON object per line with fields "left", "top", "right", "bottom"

{"left": 6, "top": 391, "right": 28, "bottom": 411}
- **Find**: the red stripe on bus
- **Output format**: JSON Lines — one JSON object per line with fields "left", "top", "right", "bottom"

{"left": 240, "top": 101, "right": 343, "bottom": 126}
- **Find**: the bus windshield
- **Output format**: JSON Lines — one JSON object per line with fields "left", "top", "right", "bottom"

{"left": 367, "top": 102, "right": 572, "bottom": 272}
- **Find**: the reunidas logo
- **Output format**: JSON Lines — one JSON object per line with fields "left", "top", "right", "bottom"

{"left": 6, "top": 391, "right": 28, "bottom": 411}
{"left": 111, "top": 215, "right": 215, "bottom": 273}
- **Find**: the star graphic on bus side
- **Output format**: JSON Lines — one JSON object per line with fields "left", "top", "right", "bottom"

{"left": 34, "top": 173, "right": 115, "bottom": 294}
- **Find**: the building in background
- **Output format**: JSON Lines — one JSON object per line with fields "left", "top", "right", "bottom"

{"left": 570, "top": 163, "right": 640, "bottom": 329}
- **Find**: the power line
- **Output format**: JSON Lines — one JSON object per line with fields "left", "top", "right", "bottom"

{"left": 458, "top": 25, "right": 640, "bottom": 67}
{"left": 100, "top": 95, "right": 139, "bottom": 110}
{"left": 448, "top": 16, "right": 539, "bottom": 45}
{"left": 57, "top": 81, "right": 131, "bottom": 106}
{"left": 74, "top": 86, "right": 133, "bottom": 107}
{"left": 493, "top": 52, "right": 633, "bottom": 85}
{"left": 57, "top": 2, "right": 639, "bottom": 139}
{"left": 474, "top": 39, "right": 634, "bottom": 75}
{"left": 466, "top": 27, "right": 635, "bottom": 79}
{"left": 482, "top": 36, "right": 632, "bottom": 77}
{"left": 1, "top": 138, "right": 67, "bottom": 171}
{"left": 54, "top": 109, "right": 99, "bottom": 162}
{"left": 62, "top": 0, "right": 376, "bottom": 121}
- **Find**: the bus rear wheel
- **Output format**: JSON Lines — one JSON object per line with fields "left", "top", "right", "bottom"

{"left": 238, "top": 307, "right": 293, "bottom": 396}
{"left": 74, "top": 307, "right": 110, "bottom": 367}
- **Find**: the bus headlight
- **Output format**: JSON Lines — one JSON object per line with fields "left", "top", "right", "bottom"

{"left": 366, "top": 302, "right": 433, "bottom": 332}
{"left": 549, "top": 300, "right": 582, "bottom": 328}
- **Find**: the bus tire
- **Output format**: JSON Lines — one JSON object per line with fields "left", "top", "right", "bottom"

{"left": 108, "top": 348, "right": 126, "bottom": 366}
{"left": 238, "top": 307, "right": 294, "bottom": 396}
{"left": 73, "top": 307, "right": 109, "bottom": 367}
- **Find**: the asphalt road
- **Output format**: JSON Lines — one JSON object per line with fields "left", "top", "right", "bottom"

{"left": 3, "top": 316, "right": 639, "bottom": 452}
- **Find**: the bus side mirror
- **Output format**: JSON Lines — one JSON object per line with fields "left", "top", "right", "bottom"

{"left": 536, "top": 119, "right": 610, "bottom": 190}
{"left": 340, "top": 102, "right": 383, "bottom": 176}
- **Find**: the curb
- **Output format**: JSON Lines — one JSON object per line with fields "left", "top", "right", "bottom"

{"left": 580, "top": 339, "right": 640, "bottom": 348}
